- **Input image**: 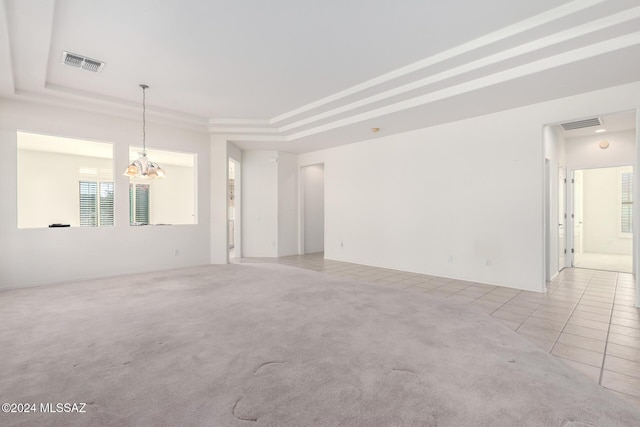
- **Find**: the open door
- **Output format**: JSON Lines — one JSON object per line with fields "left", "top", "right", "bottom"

{"left": 559, "top": 166, "right": 566, "bottom": 270}
{"left": 228, "top": 158, "right": 241, "bottom": 259}
{"left": 572, "top": 170, "right": 584, "bottom": 266}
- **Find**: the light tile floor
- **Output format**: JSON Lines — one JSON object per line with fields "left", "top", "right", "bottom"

{"left": 238, "top": 253, "right": 640, "bottom": 408}
{"left": 574, "top": 252, "right": 633, "bottom": 274}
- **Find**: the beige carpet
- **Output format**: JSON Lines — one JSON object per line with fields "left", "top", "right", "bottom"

{"left": 1, "top": 263, "right": 639, "bottom": 426}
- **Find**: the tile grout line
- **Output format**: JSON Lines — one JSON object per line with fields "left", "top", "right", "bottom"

{"left": 488, "top": 290, "right": 526, "bottom": 319}
{"left": 548, "top": 273, "right": 593, "bottom": 356}
{"left": 511, "top": 273, "right": 587, "bottom": 345}
{"left": 598, "top": 272, "right": 620, "bottom": 386}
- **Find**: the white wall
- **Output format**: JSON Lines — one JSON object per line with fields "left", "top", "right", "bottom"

{"left": 566, "top": 130, "right": 635, "bottom": 170}
{"left": 308, "top": 118, "right": 541, "bottom": 290}
{"left": 17, "top": 150, "right": 112, "bottom": 228}
{"left": 242, "top": 150, "right": 278, "bottom": 257}
{"left": 0, "top": 99, "right": 211, "bottom": 289}
{"left": 278, "top": 152, "right": 298, "bottom": 257}
{"left": 241, "top": 151, "right": 298, "bottom": 257}
{"left": 582, "top": 167, "right": 633, "bottom": 255}
{"left": 146, "top": 164, "right": 196, "bottom": 225}
{"left": 302, "top": 164, "right": 325, "bottom": 254}
{"left": 299, "top": 82, "right": 640, "bottom": 292}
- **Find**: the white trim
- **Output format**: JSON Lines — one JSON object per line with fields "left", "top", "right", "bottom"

{"left": 270, "top": 0, "right": 606, "bottom": 124}
{"left": 279, "top": 8, "right": 640, "bottom": 133}
{"left": 288, "top": 32, "right": 640, "bottom": 141}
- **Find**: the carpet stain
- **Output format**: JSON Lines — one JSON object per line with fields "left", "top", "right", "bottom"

{"left": 253, "top": 361, "right": 286, "bottom": 375}
{"left": 562, "top": 420, "right": 595, "bottom": 427}
{"left": 391, "top": 368, "right": 417, "bottom": 374}
{"left": 232, "top": 397, "right": 258, "bottom": 422}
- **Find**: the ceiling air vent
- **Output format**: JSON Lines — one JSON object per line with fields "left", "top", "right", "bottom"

{"left": 560, "top": 117, "right": 601, "bottom": 131}
{"left": 61, "top": 51, "right": 106, "bottom": 73}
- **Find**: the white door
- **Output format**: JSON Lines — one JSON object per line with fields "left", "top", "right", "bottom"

{"left": 559, "top": 167, "right": 566, "bottom": 270}
{"left": 573, "top": 170, "right": 584, "bottom": 266}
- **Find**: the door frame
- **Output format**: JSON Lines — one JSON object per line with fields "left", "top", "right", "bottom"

{"left": 298, "top": 163, "right": 325, "bottom": 255}
{"left": 559, "top": 166, "right": 567, "bottom": 271}
{"left": 568, "top": 166, "right": 634, "bottom": 272}
{"left": 228, "top": 156, "right": 241, "bottom": 259}
{"left": 545, "top": 158, "right": 552, "bottom": 281}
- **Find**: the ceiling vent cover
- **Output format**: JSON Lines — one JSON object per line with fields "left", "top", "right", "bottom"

{"left": 61, "top": 51, "right": 106, "bottom": 73}
{"left": 560, "top": 117, "right": 601, "bottom": 131}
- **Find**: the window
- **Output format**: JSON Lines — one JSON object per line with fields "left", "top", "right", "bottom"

{"left": 621, "top": 171, "right": 633, "bottom": 234}
{"left": 129, "top": 183, "right": 150, "bottom": 225}
{"left": 100, "top": 182, "right": 115, "bottom": 226}
{"left": 79, "top": 181, "right": 114, "bottom": 227}
{"left": 127, "top": 147, "right": 196, "bottom": 225}
{"left": 17, "top": 132, "right": 113, "bottom": 228}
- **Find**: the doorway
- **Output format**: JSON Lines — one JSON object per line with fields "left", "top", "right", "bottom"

{"left": 544, "top": 110, "right": 639, "bottom": 308}
{"left": 301, "top": 164, "right": 324, "bottom": 254}
{"left": 228, "top": 158, "right": 241, "bottom": 259}
{"left": 559, "top": 166, "right": 567, "bottom": 270}
{"left": 571, "top": 166, "right": 633, "bottom": 273}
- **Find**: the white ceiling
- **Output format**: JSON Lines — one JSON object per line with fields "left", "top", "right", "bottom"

{"left": 2, "top": 0, "right": 640, "bottom": 153}
{"left": 558, "top": 110, "right": 637, "bottom": 138}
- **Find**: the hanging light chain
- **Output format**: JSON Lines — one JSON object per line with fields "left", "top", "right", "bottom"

{"left": 140, "top": 84, "right": 148, "bottom": 154}
{"left": 123, "top": 84, "right": 164, "bottom": 179}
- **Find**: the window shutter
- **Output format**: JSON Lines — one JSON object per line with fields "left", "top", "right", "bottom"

{"left": 79, "top": 181, "right": 98, "bottom": 226}
{"left": 99, "top": 182, "right": 114, "bottom": 226}
{"left": 129, "top": 184, "right": 150, "bottom": 225}
{"left": 129, "top": 183, "right": 134, "bottom": 224}
{"left": 136, "top": 184, "right": 150, "bottom": 224}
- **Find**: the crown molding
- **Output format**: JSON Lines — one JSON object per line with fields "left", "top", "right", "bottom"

{"left": 6, "top": 0, "right": 638, "bottom": 148}
{"left": 10, "top": 88, "right": 210, "bottom": 133}
{"left": 287, "top": 32, "right": 640, "bottom": 141}
{"left": 211, "top": 15, "right": 640, "bottom": 145}
{"left": 268, "top": 0, "right": 605, "bottom": 125}
{"left": 277, "top": 7, "right": 640, "bottom": 134}
{"left": 209, "top": 118, "right": 271, "bottom": 126}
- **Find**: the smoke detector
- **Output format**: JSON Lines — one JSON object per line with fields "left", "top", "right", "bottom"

{"left": 61, "top": 51, "right": 106, "bottom": 73}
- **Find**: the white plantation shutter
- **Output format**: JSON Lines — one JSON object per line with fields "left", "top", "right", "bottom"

{"left": 129, "top": 183, "right": 150, "bottom": 225}
{"left": 79, "top": 181, "right": 98, "bottom": 226}
{"left": 136, "top": 185, "right": 149, "bottom": 224}
{"left": 621, "top": 172, "right": 633, "bottom": 234}
{"left": 80, "top": 181, "right": 114, "bottom": 227}
{"left": 99, "top": 182, "right": 114, "bottom": 226}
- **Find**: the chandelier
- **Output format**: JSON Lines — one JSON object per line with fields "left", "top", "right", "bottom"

{"left": 124, "top": 84, "right": 165, "bottom": 179}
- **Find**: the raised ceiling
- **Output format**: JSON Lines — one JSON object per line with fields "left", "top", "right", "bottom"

{"left": 2, "top": 0, "right": 640, "bottom": 153}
